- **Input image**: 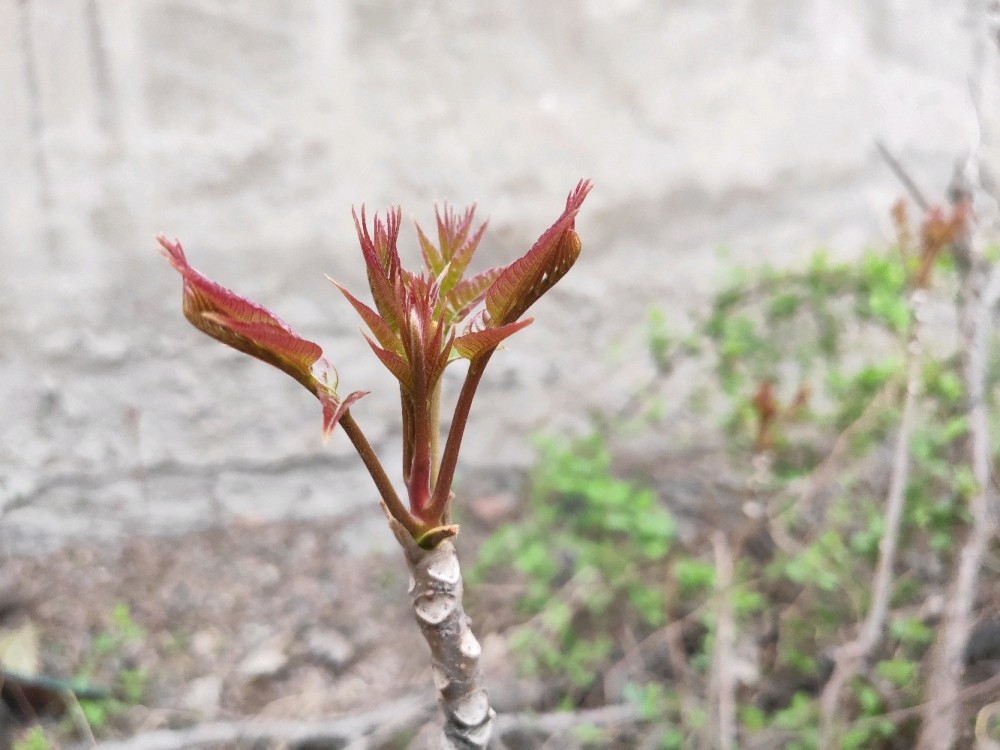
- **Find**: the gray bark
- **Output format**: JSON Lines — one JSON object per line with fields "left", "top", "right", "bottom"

{"left": 386, "top": 510, "right": 495, "bottom": 749}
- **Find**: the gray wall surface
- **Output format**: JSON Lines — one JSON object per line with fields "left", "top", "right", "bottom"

{"left": 0, "top": 1, "right": 978, "bottom": 553}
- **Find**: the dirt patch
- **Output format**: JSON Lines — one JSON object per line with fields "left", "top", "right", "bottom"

{"left": 2, "top": 517, "right": 450, "bottom": 746}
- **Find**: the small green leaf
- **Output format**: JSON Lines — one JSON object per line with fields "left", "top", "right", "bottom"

{"left": 740, "top": 705, "right": 766, "bottom": 732}
{"left": 768, "top": 292, "right": 801, "bottom": 319}
{"left": 855, "top": 683, "right": 882, "bottom": 715}
{"left": 674, "top": 558, "right": 715, "bottom": 594}
{"left": 875, "top": 658, "right": 917, "bottom": 687}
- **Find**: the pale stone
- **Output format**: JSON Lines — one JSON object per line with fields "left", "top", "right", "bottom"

{"left": 304, "top": 628, "right": 355, "bottom": 670}
{"left": 179, "top": 675, "right": 222, "bottom": 717}
{"left": 237, "top": 640, "right": 289, "bottom": 679}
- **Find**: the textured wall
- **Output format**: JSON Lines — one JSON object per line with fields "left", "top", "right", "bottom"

{"left": 0, "top": 0, "right": 977, "bottom": 553}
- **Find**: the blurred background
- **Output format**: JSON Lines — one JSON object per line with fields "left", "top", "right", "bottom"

{"left": 3, "top": 2, "right": 997, "bottom": 748}
{"left": 0, "top": 0, "right": 975, "bottom": 553}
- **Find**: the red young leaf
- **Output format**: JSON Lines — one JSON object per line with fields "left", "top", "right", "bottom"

{"left": 364, "top": 335, "right": 412, "bottom": 386}
{"left": 157, "top": 236, "right": 363, "bottom": 439}
{"left": 321, "top": 388, "right": 369, "bottom": 442}
{"left": 327, "top": 276, "right": 402, "bottom": 354}
{"left": 437, "top": 207, "right": 488, "bottom": 298}
{"left": 416, "top": 223, "right": 444, "bottom": 277}
{"left": 431, "top": 329, "right": 457, "bottom": 386}
{"left": 485, "top": 180, "right": 592, "bottom": 326}
{"left": 416, "top": 204, "right": 488, "bottom": 299}
{"left": 437, "top": 204, "right": 477, "bottom": 262}
{"left": 353, "top": 205, "right": 402, "bottom": 278}
{"left": 157, "top": 236, "right": 326, "bottom": 393}
{"left": 445, "top": 267, "right": 503, "bottom": 323}
{"left": 354, "top": 207, "right": 404, "bottom": 327}
{"left": 453, "top": 318, "right": 534, "bottom": 360}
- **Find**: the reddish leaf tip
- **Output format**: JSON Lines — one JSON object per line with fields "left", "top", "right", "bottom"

{"left": 453, "top": 317, "right": 534, "bottom": 360}
{"left": 157, "top": 235, "right": 334, "bottom": 398}
{"left": 321, "top": 389, "right": 369, "bottom": 442}
{"left": 483, "top": 181, "right": 592, "bottom": 327}
{"left": 156, "top": 235, "right": 188, "bottom": 273}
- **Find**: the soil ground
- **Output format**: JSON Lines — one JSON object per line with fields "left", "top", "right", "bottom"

{"left": 2, "top": 517, "right": 462, "bottom": 748}
{"left": 0, "top": 448, "right": 750, "bottom": 750}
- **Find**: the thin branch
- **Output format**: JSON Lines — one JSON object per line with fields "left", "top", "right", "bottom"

{"left": 602, "top": 600, "right": 706, "bottom": 722}
{"left": 339, "top": 411, "right": 420, "bottom": 537}
{"left": 427, "top": 352, "right": 493, "bottom": 521}
{"left": 78, "top": 699, "right": 648, "bottom": 750}
{"left": 774, "top": 375, "right": 901, "bottom": 531}
{"left": 493, "top": 703, "right": 642, "bottom": 740}
{"left": 917, "top": 8, "right": 1000, "bottom": 741}
{"left": 918, "top": 176, "right": 999, "bottom": 749}
{"left": 854, "top": 670, "right": 1000, "bottom": 732}
{"left": 707, "top": 531, "right": 737, "bottom": 750}
{"left": 88, "top": 694, "right": 432, "bottom": 750}
{"left": 818, "top": 289, "right": 925, "bottom": 747}
{"left": 875, "top": 140, "right": 931, "bottom": 212}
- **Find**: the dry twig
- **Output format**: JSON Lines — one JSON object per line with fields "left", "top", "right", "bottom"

{"left": 875, "top": 140, "right": 931, "bottom": 212}
{"left": 707, "top": 531, "right": 737, "bottom": 750}
{"left": 917, "top": 4, "right": 1000, "bottom": 745}
{"left": 88, "top": 694, "right": 432, "bottom": 750}
{"left": 818, "top": 288, "right": 926, "bottom": 747}
{"left": 84, "top": 700, "right": 646, "bottom": 750}
{"left": 918, "top": 174, "right": 998, "bottom": 749}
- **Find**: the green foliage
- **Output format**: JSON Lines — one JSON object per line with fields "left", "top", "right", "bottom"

{"left": 89, "top": 603, "right": 145, "bottom": 659}
{"left": 691, "top": 234, "right": 979, "bottom": 748}
{"left": 731, "top": 585, "right": 766, "bottom": 617}
{"left": 840, "top": 719, "right": 896, "bottom": 750}
{"left": 571, "top": 723, "right": 610, "bottom": 746}
{"left": 858, "top": 251, "right": 909, "bottom": 332}
{"left": 740, "top": 704, "right": 767, "bottom": 732}
{"left": 622, "top": 680, "right": 671, "bottom": 721}
{"left": 781, "top": 530, "right": 853, "bottom": 593}
{"left": 772, "top": 692, "right": 821, "bottom": 748}
{"left": 647, "top": 306, "right": 672, "bottom": 372}
{"left": 12, "top": 728, "right": 52, "bottom": 750}
{"left": 673, "top": 557, "right": 715, "bottom": 595}
{"left": 655, "top": 726, "right": 687, "bottom": 750}
{"left": 890, "top": 615, "right": 935, "bottom": 649}
{"left": 875, "top": 658, "right": 917, "bottom": 687}
{"left": 75, "top": 602, "right": 149, "bottom": 735}
{"left": 474, "top": 431, "right": 674, "bottom": 694}
{"left": 474, "top": 216, "right": 991, "bottom": 747}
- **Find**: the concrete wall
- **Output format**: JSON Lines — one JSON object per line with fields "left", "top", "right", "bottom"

{"left": 0, "top": 0, "right": 978, "bottom": 553}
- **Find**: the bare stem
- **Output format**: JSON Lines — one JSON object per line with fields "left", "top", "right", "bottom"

{"left": 707, "top": 531, "right": 736, "bottom": 750}
{"left": 384, "top": 506, "right": 494, "bottom": 749}
{"left": 427, "top": 352, "right": 493, "bottom": 522}
{"left": 917, "top": 4, "right": 1000, "bottom": 741}
{"left": 430, "top": 379, "right": 443, "bottom": 489}
{"left": 339, "top": 411, "right": 421, "bottom": 537}
{"left": 918, "top": 192, "right": 997, "bottom": 750}
{"left": 875, "top": 140, "right": 931, "bottom": 212}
